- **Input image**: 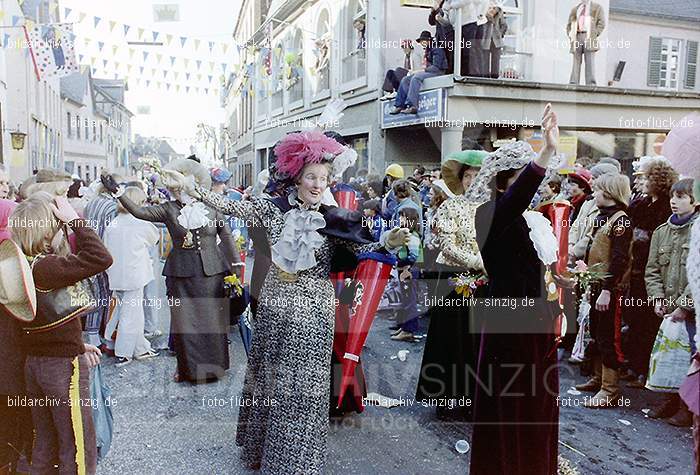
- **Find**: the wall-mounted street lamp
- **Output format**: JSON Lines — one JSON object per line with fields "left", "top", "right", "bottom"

{"left": 10, "top": 132, "right": 27, "bottom": 150}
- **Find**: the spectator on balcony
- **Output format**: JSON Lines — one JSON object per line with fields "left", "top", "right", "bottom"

{"left": 389, "top": 31, "right": 448, "bottom": 115}
{"left": 567, "top": 0, "right": 606, "bottom": 86}
{"left": 443, "top": 0, "right": 489, "bottom": 77}
{"left": 480, "top": 3, "right": 508, "bottom": 79}
{"left": 381, "top": 40, "right": 419, "bottom": 100}
{"left": 429, "top": 0, "right": 455, "bottom": 73}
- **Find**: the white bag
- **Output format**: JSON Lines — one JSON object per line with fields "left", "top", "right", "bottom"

{"left": 646, "top": 318, "right": 692, "bottom": 392}
{"left": 571, "top": 293, "right": 591, "bottom": 361}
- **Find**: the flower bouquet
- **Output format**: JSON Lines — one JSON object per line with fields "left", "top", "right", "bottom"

{"left": 449, "top": 273, "right": 488, "bottom": 298}
{"left": 569, "top": 260, "right": 609, "bottom": 291}
{"left": 224, "top": 274, "right": 244, "bottom": 297}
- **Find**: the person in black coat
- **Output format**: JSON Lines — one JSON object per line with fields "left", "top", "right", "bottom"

{"left": 469, "top": 104, "right": 562, "bottom": 475}
{"left": 623, "top": 159, "right": 677, "bottom": 386}
{"left": 102, "top": 160, "right": 240, "bottom": 384}
{"left": 429, "top": 0, "right": 455, "bottom": 74}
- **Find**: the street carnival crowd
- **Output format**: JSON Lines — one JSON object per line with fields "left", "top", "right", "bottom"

{"left": 0, "top": 100, "right": 699, "bottom": 475}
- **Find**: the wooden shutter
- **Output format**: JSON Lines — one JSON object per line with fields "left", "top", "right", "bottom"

{"left": 685, "top": 40, "right": 698, "bottom": 89}
{"left": 647, "top": 37, "right": 663, "bottom": 87}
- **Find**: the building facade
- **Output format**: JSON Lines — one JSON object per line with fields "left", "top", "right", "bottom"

{"left": 3, "top": 0, "right": 63, "bottom": 182}
{"left": 94, "top": 79, "right": 134, "bottom": 177}
{"left": 221, "top": 0, "right": 700, "bottom": 185}
{"left": 61, "top": 70, "right": 110, "bottom": 182}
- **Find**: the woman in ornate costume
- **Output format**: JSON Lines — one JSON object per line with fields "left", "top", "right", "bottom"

{"left": 101, "top": 159, "right": 240, "bottom": 384}
{"left": 469, "top": 104, "right": 563, "bottom": 475}
{"left": 187, "top": 130, "right": 410, "bottom": 474}
{"left": 415, "top": 150, "right": 487, "bottom": 418}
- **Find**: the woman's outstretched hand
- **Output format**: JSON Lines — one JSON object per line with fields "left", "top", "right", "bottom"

{"left": 536, "top": 103, "right": 559, "bottom": 168}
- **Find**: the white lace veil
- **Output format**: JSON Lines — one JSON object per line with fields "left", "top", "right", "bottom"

{"left": 464, "top": 141, "right": 536, "bottom": 204}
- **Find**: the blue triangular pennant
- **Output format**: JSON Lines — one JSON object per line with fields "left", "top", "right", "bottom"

{"left": 98, "top": 42, "right": 105, "bottom": 51}
{"left": 180, "top": 37, "right": 187, "bottom": 47}
{"left": 65, "top": 7, "right": 72, "bottom": 18}
{"left": 94, "top": 16, "right": 102, "bottom": 28}
{"left": 153, "top": 32, "right": 159, "bottom": 42}
{"left": 143, "top": 52, "right": 149, "bottom": 61}
{"left": 170, "top": 56, "right": 176, "bottom": 66}
{"left": 123, "top": 25, "right": 130, "bottom": 36}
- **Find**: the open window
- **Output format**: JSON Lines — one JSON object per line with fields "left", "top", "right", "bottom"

{"left": 312, "top": 9, "right": 331, "bottom": 100}
{"left": 340, "top": 0, "right": 367, "bottom": 90}
{"left": 287, "top": 30, "right": 304, "bottom": 108}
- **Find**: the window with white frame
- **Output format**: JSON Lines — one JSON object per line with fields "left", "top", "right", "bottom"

{"left": 288, "top": 30, "right": 304, "bottom": 105}
{"left": 499, "top": 0, "right": 527, "bottom": 79}
{"left": 271, "top": 42, "right": 285, "bottom": 111}
{"left": 341, "top": 0, "right": 367, "bottom": 85}
{"left": 648, "top": 37, "right": 691, "bottom": 90}
{"left": 313, "top": 9, "right": 331, "bottom": 97}
{"left": 257, "top": 50, "right": 270, "bottom": 120}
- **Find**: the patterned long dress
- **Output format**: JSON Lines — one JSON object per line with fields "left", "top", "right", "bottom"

{"left": 198, "top": 189, "right": 379, "bottom": 474}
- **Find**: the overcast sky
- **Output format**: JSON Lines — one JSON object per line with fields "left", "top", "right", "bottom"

{"left": 61, "top": 0, "right": 242, "bottom": 157}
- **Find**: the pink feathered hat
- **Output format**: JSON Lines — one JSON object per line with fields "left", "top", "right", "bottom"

{"left": 273, "top": 130, "right": 345, "bottom": 179}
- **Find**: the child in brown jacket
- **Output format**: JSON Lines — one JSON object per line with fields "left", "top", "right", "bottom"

{"left": 11, "top": 192, "right": 112, "bottom": 475}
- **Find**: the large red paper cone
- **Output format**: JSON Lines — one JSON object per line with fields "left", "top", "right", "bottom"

{"left": 536, "top": 199, "right": 571, "bottom": 274}
{"left": 337, "top": 252, "right": 397, "bottom": 409}
{"left": 333, "top": 184, "right": 358, "bottom": 211}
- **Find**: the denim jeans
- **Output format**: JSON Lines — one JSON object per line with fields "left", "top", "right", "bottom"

{"left": 398, "top": 270, "right": 420, "bottom": 334}
{"left": 394, "top": 66, "right": 443, "bottom": 108}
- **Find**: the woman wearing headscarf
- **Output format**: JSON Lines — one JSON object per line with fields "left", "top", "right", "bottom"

{"left": 177, "top": 130, "right": 410, "bottom": 474}
{"left": 415, "top": 150, "right": 487, "bottom": 418}
{"left": 469, "top": 104, "right": 562, "bottom": 475}
{"left": 101, "top": 159, "right": 240, "bottom": 384}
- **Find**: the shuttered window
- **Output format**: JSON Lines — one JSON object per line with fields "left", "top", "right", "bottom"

{"left": 648, "top": 37, "right": 663, "bottom": 87}
{"left": 685, "top": 40, "right": 698, "bottom": 89}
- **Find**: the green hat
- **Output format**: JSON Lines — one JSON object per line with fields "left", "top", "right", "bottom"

{"left": 442, "top": 150, "right": 488, "bottom": 195}
{"left": 447, "top": 150, "right": 487, "bottom": 168}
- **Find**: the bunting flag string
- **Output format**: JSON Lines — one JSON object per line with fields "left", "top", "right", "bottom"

{"left": 68, "top": 34, "right": 236, "bottom": 69}
{"left": 84, "top": 56, "right": 225, "bottom": 89}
